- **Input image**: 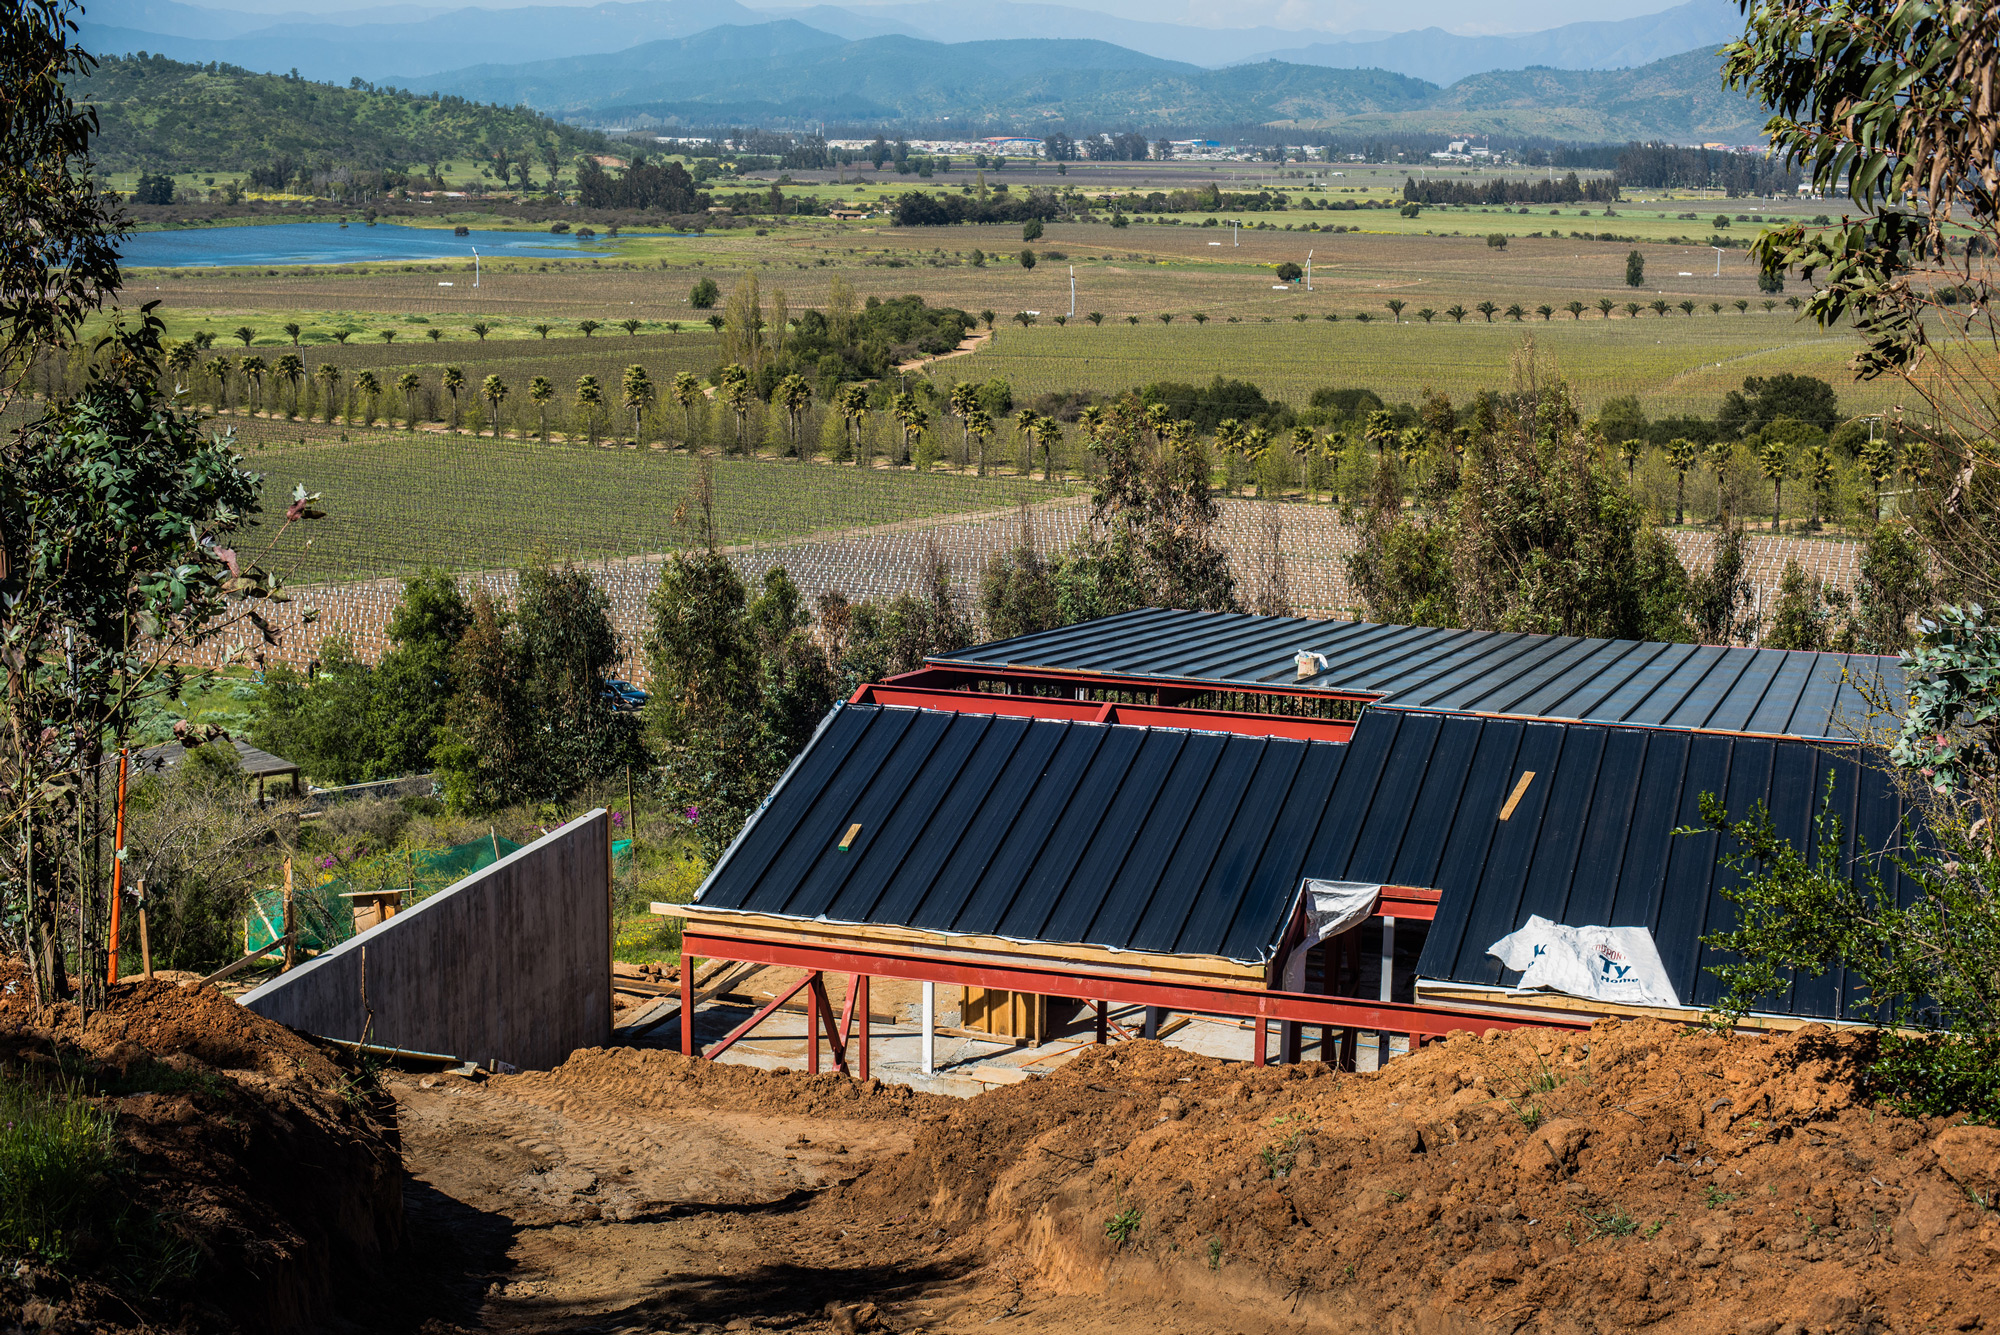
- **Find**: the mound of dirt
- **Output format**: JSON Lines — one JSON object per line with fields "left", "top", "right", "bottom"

{"left": 0, "top": 963, "right": 402, "bottom": 1334}
{"left": 833, "top": 1020, "right": 2000, "bottom": 1335}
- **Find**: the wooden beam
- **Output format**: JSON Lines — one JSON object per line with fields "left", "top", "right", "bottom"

{"left": 200, "top": 933, "right": 292, "bottom": 986}
{"left": 652, "top": 903, "right": 1267, "bottom": 989}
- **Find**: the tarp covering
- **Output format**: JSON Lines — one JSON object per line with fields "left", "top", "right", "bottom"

{"left": 247, "top": 832, "right": 524, "bottom": 952}
{"left": 1487, "top": 915, "right": 1681, "bottom": 1008}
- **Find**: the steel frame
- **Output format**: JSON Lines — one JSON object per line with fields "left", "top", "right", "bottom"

{"left": 680, "top": 929, "right": 1588, "bottom": 1074}
{"left": 850, "top": 683, "right": 1356, "bottom": 743}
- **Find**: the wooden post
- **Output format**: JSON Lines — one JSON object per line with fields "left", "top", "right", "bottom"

{"left": 281, "top": 858, "right": 296, "bottom": 972}
{"left": 626, "top": 764, "right": 636, "bottom": 838}
{"left": 806, "top": 971, "right": 820, "bottom": 1074}
{"left": 490, "top": 826, "right": 501, "bottom": 861}
{"left": 137, "top": 878, "right": 153, "bottom": 981}
{"left": 680, "top": 954, "right": 696, "bottom": 1056}
{"left": 856, "top": 975, "right": 870, "bottom": 1082}
{"left": 108, "top": 747, "right": 129, "bottom": 985}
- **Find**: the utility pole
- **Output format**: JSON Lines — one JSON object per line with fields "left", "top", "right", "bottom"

{"left": 1068, "top": 265, "right": 1075, "bottom": 317}
{"left": 1305, "top": 250, "right": 1312, "bottom": 291}
{"left": 1712, "top": 245, "right": 1724, "bottom": 278}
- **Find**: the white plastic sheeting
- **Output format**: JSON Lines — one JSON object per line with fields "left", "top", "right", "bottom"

{"left": 1281, "top": 880, "right": 1381, "bottom": 991}
{"left": 1486, "top": 915, "right": 1681, "bottom": 1008}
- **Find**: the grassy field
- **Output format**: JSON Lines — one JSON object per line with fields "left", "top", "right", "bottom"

{"left": 238, "top": 432, "right": 1073, "bottom": 583}
{"left": 940, "top": 317, "right": 1898, "bottom": 418}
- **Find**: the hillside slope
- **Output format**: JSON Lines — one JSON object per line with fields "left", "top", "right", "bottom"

{"left": 75, "top": 53, "right": 605, "bottom": 175}
{"left": 411, "top": 26, "right": 1763, "bottom": 142}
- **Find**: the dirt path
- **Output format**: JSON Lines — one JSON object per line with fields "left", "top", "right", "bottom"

{"left": 894, "top": 329, "right": 992, "bottom": 374}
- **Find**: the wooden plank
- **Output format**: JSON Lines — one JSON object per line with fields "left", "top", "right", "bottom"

{"left": 201, "top": 933, "right": 292, "bottom": 986}
{"left": 1411, "top": 982, "right": 1864, "bottom": 1034}
{"left": 653, "top": 902, "right": 1266, "bottom": 988}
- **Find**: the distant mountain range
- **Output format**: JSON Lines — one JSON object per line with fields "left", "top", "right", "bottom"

{"left": 73, "top": 0, "right": 1767, "bottom": 141}
{"left": 79, "top": 0, "right": 1742, "bottom": 85}
{"left": 394, "top": 24, "right": 1765, "bottom": 142}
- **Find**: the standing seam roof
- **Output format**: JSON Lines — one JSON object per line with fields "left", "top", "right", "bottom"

{"left": 933, "top": 608, "right": 1900, "bottom": 741}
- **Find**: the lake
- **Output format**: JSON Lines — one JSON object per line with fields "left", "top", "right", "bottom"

{"left": 117, "top": 221, "right": 624, "bottom": 269}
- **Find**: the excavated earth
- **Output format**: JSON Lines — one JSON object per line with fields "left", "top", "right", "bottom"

{"left": 4, "top": 973, "right": 1998, "bottom": 1335}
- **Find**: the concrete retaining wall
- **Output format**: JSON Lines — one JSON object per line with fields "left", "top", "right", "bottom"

{"left": 241, "top": 810, "right": 612, "bottom": 1071}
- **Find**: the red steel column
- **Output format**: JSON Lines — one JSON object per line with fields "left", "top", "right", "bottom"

{"left": 681, "top": 954, "right": 696, "bottom": 1057}
{"left": 806, "top": 971, "right": 820, "bottom": 1075}
{"left": 856, "top": 975, "right": 870, "bottom": 1082}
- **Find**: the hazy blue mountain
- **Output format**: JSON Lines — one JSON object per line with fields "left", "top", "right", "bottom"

{"left": 1247, "top": 1, "right": 1743, "bottom": 85}
{"left": 78, "top": 0, "right": 769, "bottom": 84}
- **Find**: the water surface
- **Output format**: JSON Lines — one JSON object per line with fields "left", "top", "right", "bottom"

{"left": 118, "top": 221, "right": 621, "bottom": 269}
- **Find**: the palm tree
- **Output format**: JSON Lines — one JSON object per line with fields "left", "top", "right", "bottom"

{"left": 330, "top": 330, "right": 351, "bottom": 345}
{"left": 1678, "top": 300, "right": 1696, "bottom": 317}
{"left": 1012, "top": 311, "right": 1034, "bottom": 328}
{"left": 1733, "top": 299, "right": 1750, "bottom": 314}
{"left": 233, "top": 326, "right": 257, "bottom": 347}
{"left": 834, "top": 384, "right": 869, "bottom": 463}
{"left": 620, "top": 365, "right": 654, "bottom": 444}
{"left": 1624, "top": 302, "right": 1642, "bottom": 318}
{"left": 717, "top": 364, "right": 752, "bottom": 453}
{"left": 1597, "top": 297, "right": 1616, "bottom": 318}
{"left": 379, "top": 329, "right": 397, "bottom": 344}
{"left": 621, "top": 318, "right": 643, "bottom": 336}
{"left": 532, "top": 323, "right": 553, "bottom": 339}
{"left": 1291, "top": 424, "right": 1317, "bottom": 498}
{"left": 274, "top": 352, "right": 304, "bottom": 418}
{"left": 1619, "top": 438, "right": 1642, "bottom": 486}
{"left": 239, "top": 355, "right": 266, "bottom": 413}
{"left": 314, "top": 362, "right": 342, "bottom": 423}
{"left": 672, "top": 371, "right": 702, "bottom": 446}
{"left": 1761, "top": 299, "right": 1779, "bottom": 313}
{"left": 1053, "top": 315, "right": 1069, "bottom": 327}
{"left": 1707, "top": 439, "right": 1733, "bottom": 525}
{"left": 527, "top": 376, "right": 554, "bottom": 442}
{"left": 441, "top": 365, "right": 466, "bottom": 428}
{"left": 426, "top": 328, "right": 445, "bottom": 343}
{"left": 579, "top": 320, "right": 602, "bottom": 338}
{"left": 948, "top": 382, "right": 979, "bottom": 465}
{"left": 1085, "top": 312, "right": 1104, "bottom": 325}
{"left": 203, "top": 356, "right": 230, "bottom": 410}
{"left": 1860, "top": 435, "right": 1896, "bottom": 522}
{"left": 165, "top": 339, "right": 199, "bottom": 391}
{"left": 1157, "top": 313, "right": 1174, "bottom": 324}
{"left": 1476, "top": 300, "right": 1498, "bottom": 322}
{"left": 1385, "top": 298, "right": 1406, "bottom": 323}
{"left": 1666, "top": 437, "right": 1698, "bottom": 525}
{"left": 1565, "top": 301, "right": 1585, "bottom": 320}
{"left": 469, "top": 322, "right": 491, "bottom": 342}
{"left": 283, "top": 322, "right": 302, "bottom": 346}
{"left": 889, "top": 390, "right": 928, "bottom": 466}
{"left": 1191, "top": 312, "right": 1209, "bottom": 325}
{"left": 1504, "top": 303, "right": 1525, "bottom": 321}
{"left": 1536, "top": 305, "right": 1554, "bottom": 321}
{"left": 192, "top": 330, "right": 216, "bottom": 350}
{"left": 1125, "top": 315, "right": 1140, "bottom": 325}
{"left": 706, "top": 314, "right": 725, "bottom": 333}
{"left": 965, "top": 407, "right": 993, "bottom": 476}
{"left": 482, "top": 374, "right": 510, "bottom": 438}
{"left": 1800, "top": 443, "right": 1835, "bottom": 528}
{"left": 1416, "top": 308, "right": 1437, "bottom": 323}
{"left": 1363, "top": 409, "right": 1397, "bottom": 456}
{"left": 1445, "top": 304, "right": 1469, "bottom": 323}
{"left": 1213, "top": 417, "right": 1245, "bottom": 492}
{"left": 1029, "top": 412, "right": 1062, "bottom": 480}
{"left": 354, "top": 370, "right": 381, "bottom": 425}
{"left": 394, "top": 371, "right": 421, "bottom": 428}
{"left": 574, "top": 375, "right": 604, "bottom": 447}
{"left": 1758, "top": 440, "right": 1789, "bottom": 531}
{"left": 1709, "top": 302, "right": 1723, "bottom": 315}
{"left": 1650, "top": 299, "right": 1670, "bottom": 317}
{"left": 1786, "top": 296, "right": 1803, "bottom": 312}
{"left": 777, "top": 374, "right": 812, "bottom": 458}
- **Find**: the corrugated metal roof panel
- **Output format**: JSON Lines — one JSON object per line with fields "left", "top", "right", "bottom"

{"left": 934, "top": 608, "right": 1900, "bottom": 741}
{"left": 695, "top": 704, "right": 1355, "bottom": 964}
{"left": 1318, "top": 711, "right": 1922, "bottom": 1022}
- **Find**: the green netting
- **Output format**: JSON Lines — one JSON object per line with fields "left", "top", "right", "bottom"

{"left": 247, "top": 832, "right": 525, "bottom": 953}
{"left": 613, "top": 838, "right": 633, "bottom": 861}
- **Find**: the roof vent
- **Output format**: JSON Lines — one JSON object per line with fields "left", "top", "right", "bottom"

{"left": 1295, "top": 650, "right": 1328, "bottom": 680}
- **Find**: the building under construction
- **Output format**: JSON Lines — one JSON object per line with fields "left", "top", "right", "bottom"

{"left": 666, "top": 607, "right": 1914, "bottom": 1073}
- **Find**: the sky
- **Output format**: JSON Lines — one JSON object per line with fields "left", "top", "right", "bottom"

{"left": 184, "top": 0, "right": 1698, "bottom": 38}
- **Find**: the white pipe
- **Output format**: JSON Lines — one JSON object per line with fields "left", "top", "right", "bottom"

{"left": 471, "top": 247, "right": 480, "bottom": 287}
{"left": 1069, "top": 265, "right": 1075, "bottom": 318}
{"left": 1378, "top": 916, "right": 1396, "bottom": 1067}
{"left": 1305, "top": 249, "right": 1312, "bottom": 292}
{"left": 921, "top": 980, "right": 935, "bottom": 1075}
{"left": 1712, "top": 246, "right": 1724, "bottom": 278}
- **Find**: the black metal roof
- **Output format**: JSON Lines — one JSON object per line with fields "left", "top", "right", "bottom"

{"left": 137, "top": 737, "right": 300, "bottom": 779}
{"left": 1317, "top": 710, "right": 1918, "bottom": 1021}
{"left": 933, "top": 608, "right": 1899, "bottom": 742}
{"left": 694, "top": 702, "right": 1353, "bottom": 964}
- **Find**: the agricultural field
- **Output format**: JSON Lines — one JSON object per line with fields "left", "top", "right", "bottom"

{"left": 233, "top": 430, "right": 1075, "bottom": 583}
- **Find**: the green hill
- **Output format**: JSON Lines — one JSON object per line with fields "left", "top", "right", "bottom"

{"left": 76, "top": 52, "right": 605, "bottom": 175}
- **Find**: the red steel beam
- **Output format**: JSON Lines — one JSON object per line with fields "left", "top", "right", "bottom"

{"left": 850, "top": 684, "right": 1354, "bottom": 743}
{"left": 682, "top": 931, "right": 1589, "bottom": 1040}
{"left": 881, "top": 663, "right": 1376, "bottom": 706}
{"left": 700, "top": 969, "right": 820, "bottom": 1061}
